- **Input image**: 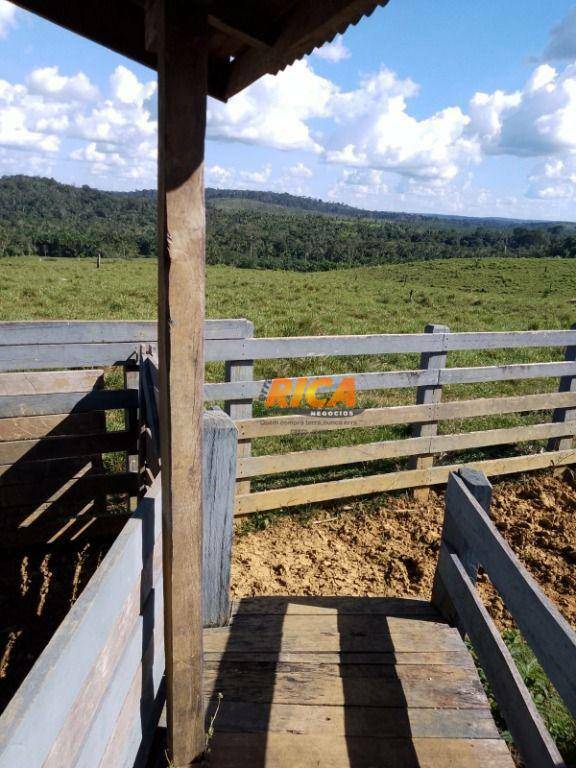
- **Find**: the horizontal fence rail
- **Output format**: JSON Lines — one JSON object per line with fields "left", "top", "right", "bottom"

{"left": 201, "top": 323, "right": 576, "bottom": 516}
{"left": 204, "top": 328, "right": 576, "bottom": 361}
{"left": 433, "top": 470, "right": 576, "bottom": 768}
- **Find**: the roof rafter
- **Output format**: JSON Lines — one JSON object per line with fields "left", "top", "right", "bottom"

{"left": 223, "top": 0, "right": 387, "bottom": 98}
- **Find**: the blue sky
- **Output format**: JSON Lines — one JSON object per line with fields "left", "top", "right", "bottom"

{"left": 1, "top": 0, "right": 576, "bottom": 220}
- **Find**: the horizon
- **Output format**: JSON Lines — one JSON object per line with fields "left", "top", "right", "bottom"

{"left": 1, "top": 1, "right": 576, "bottom": 221}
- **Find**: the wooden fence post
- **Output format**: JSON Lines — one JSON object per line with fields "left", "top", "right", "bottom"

{"left": 432, "top": 467, "right": 492, "bottom": 631}
{"left": 409, "top": 323, "right": 449, "bottom": 501}
{"left": 203, "top": 408, "right": 237, "bottom": 627}
{"left": 547, "top": 323, "right": 576, "bottom": 453}
{"left": 124, "top": 358, "right": 140, "bottom": 509}
{"left": 224, "top": 320, "right": 254, "bottom": 496}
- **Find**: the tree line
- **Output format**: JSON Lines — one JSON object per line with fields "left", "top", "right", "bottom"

{"left": 1, "top": 175, "right": 575, "bottom": 270}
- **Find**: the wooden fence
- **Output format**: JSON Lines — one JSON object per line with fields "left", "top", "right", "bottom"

{"left": 3, "top": 320, "right": 575, "bottom": 519}
{"left": 201, "top": 324, "right": 576, "bottom": 515}
{"left": 432, "top": 468, "right": 576, "bottom": 768}
{"left": 0, "top": 339, "right": 238, "bottom": 767}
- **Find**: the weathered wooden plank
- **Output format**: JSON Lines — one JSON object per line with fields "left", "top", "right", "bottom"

{"left": 236, "top": 390, "right": 576, "bottom": 438}
{"left": 237, "top": 420, "right": 576, "bottom": 478}
{"left": 439, "top": 548, "right": 563, "bottom": 768}
{"left": 0, "top": 343, "right": 142, "bottom": 372}
{"left": 0, "top": 471, "right": 138, "bottom": 508}
{"left": 0, "top": 456, "right": 94, "bottom": 485}
{"left": 206, "top": 361, "right": 576, "bottom": 401}
{"left": 0, "top": 369, "right": 104, "bottom": 396}
{"left": 203, "top": 650, "right": 476, "bottom": 666}
{"left": 224, "top": 321, "right": 254, "bottom": 496}
{"left": 203, "top": 661, "right": 474, "bottom": 681}
{"left": 73, "top": 583, "right": 164, "bottom": 768}
{"left": 203, "top": 409, "right": 237, "bottom": 627}
{"left": 43, "top": 542, "right": 162, "bottom": 767}
{"left": 235, "top": 448, "right": 576, "bottom": 514}
{"left": 155, "top": 2, "right": 208, "bottom": 763}
{"left": 0, "top": 479, "right": 161, "bottom": 767}
{"left": 203, "top": 328, "right": 576, "bottom": 362}
{"left": 229, "top": 596, "right": 438, "bottom": 617}
{"left": 207, "top": 733, "right": 515, "bottom": 768}
{"left": 203, "top": 666, "right": 487, "bottom": 708}
{"left": 0, "top": 412, "right": 108, "bottom": 441}
{"left": 207, "top": 701, "right": 499, "bottom": 738}
{"left": 410, "top": 324, "right": 448, "bottom": 501}
{"left": 446, "top": 473, "right": 576, "bottom": 717}
{"left": 203, "top": 618, "right": 464, "bottom": 654}
{"left": 0, "top": 319, "right": 251, "bottom": 345}
{"left": 548, "top": 323, "right": 576, "bottom": 452}
{"left": 97, "top": 590, "right": 166, "bottom": 768}
{"left": 0, "top": 389, "right": 138, "bottom": 418}
{"left": 432, "top": 469, "right": 491, "bottom": 632}
{"left": 0, "top": 430, "right": 135, "bottom": 465}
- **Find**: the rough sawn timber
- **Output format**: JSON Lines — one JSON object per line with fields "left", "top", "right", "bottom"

{"left": 199, "top": 596, "right": 514, "bottom": 768}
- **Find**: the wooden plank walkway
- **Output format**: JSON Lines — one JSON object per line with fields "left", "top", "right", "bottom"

{"left": 197, "top": 597, "right": 515, "bottom": 768}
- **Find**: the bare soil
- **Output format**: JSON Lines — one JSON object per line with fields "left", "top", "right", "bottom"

{"left": 231, "top": 470, "right": 576, "bottom": 628}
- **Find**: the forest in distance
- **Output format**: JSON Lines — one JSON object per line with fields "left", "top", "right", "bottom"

{"left": 1, "top": 174, "right": 576, "bottom": 271}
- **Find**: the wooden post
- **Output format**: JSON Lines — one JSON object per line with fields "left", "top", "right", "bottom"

{"left": 154, "top": 2, "right": 208, "bottom": 764}
{"left": 409, "top": 323, "right": 448, "bottom": 501}
{"left": 124, "top": 359, "right": 139, "bottom": 509}
{"left": 224, "top": 320, "right": 254, "bottom": 496}
{"left": 432, "top": 467, "right": 492, "bottom": 632}
{"left": 547, "top": 323, "right": 576, "bottom": 453}
{"left": 203, "top": 408, "right": 237, "bottom": 627}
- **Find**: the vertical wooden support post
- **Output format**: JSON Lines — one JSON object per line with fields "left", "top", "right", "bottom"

{"left": 155, "top": 2, "right": 208, "bottom": 764}
{"left": 224, "top": 320, "right": 254, "bottom": 496}
{"left": 124, "top": 359, "right": 140, "bottom": 508}
{"left": 203, "top": 408, "right": 237, "bottom": 627}
{"left": 409, "top": 323, "right": 449, "bottom": 501}
{"left": 547, "top": 323, "right": 576, "bottom": 453}
{"left": 432, "top": 468, "right": 492, "bottom": 632}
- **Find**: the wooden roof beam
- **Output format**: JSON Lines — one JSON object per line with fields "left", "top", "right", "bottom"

{"left": 11, "top": 0, "right": 230, "bottom": 100}
{"left": 223, "top": 0, "right": 386, "bottom": 98}
{"left": 11, "top": 0, "right": 155, "bottom": 69}
{"left": 208, "top": 13, "right": 275, "bottom": 50}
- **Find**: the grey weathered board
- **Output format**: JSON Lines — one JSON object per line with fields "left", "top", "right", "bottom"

{"left": 204, "top": 360, "right": 576, "bottom": 401}
{"left": 201, "top": 596, "right": 514, "bottom": 768}
{"left": 0, "top": 479, "right": 163, "bottom": 768}
{"left": 0, "top": 319, "right": 252, "bottom": 345}
{"left": 438, "top": 548, "right": 563, "bottom": 768}
{"left": 445, "top": 473, "right": 576, "bottom": 718}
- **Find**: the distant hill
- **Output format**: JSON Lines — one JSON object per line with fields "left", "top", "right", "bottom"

{"left": 0, "top": 175, "right": 575, "bottom": 269}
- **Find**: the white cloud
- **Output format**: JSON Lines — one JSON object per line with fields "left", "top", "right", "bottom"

{"left": 207, "top": 164, "right": 234, "bottom": 185}
{"left": 329, "top": 168, "right": 389, "bottom": 201}
{"left": 0, "top": 1, "right": 16, "bottom": 39}
{"left": 469, "top": 63, "right": 576, "bottom": 157}
{"left": 207, "top": 59, "right": 335, "bottom": 152}
{"left": 110, "top": 65, "right": 156, "bottom": 107}
{"left": 28, "top": 66, "right": 99, "bottom": 102}
{"left": 286, "top": 161, "right": 313, "bottom": 179}
{"left": 0, "top": 65, "right": 158, "bottom": 186}
{"left": 325, "top": 68, "right": 480, "bottom": 182}
{"left": 527, "top": 156, "right": 576, "bottom": 200}
{"left": 240, "top": 164, "right": 272, "bottom": 184}
{"left": 543, "top": 8, "right": 576, "bottom": 61}
{"left": 313, "top": 35, "right": 351, "bottom": 63}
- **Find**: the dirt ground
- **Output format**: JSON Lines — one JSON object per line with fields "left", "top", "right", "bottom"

{"left": 231, "top": 469, "right": 576, "bottom": 628}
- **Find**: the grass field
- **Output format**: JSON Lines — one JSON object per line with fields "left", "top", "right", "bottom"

{"left": 1, "top": 255, "right": 575, "bottom": 761}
